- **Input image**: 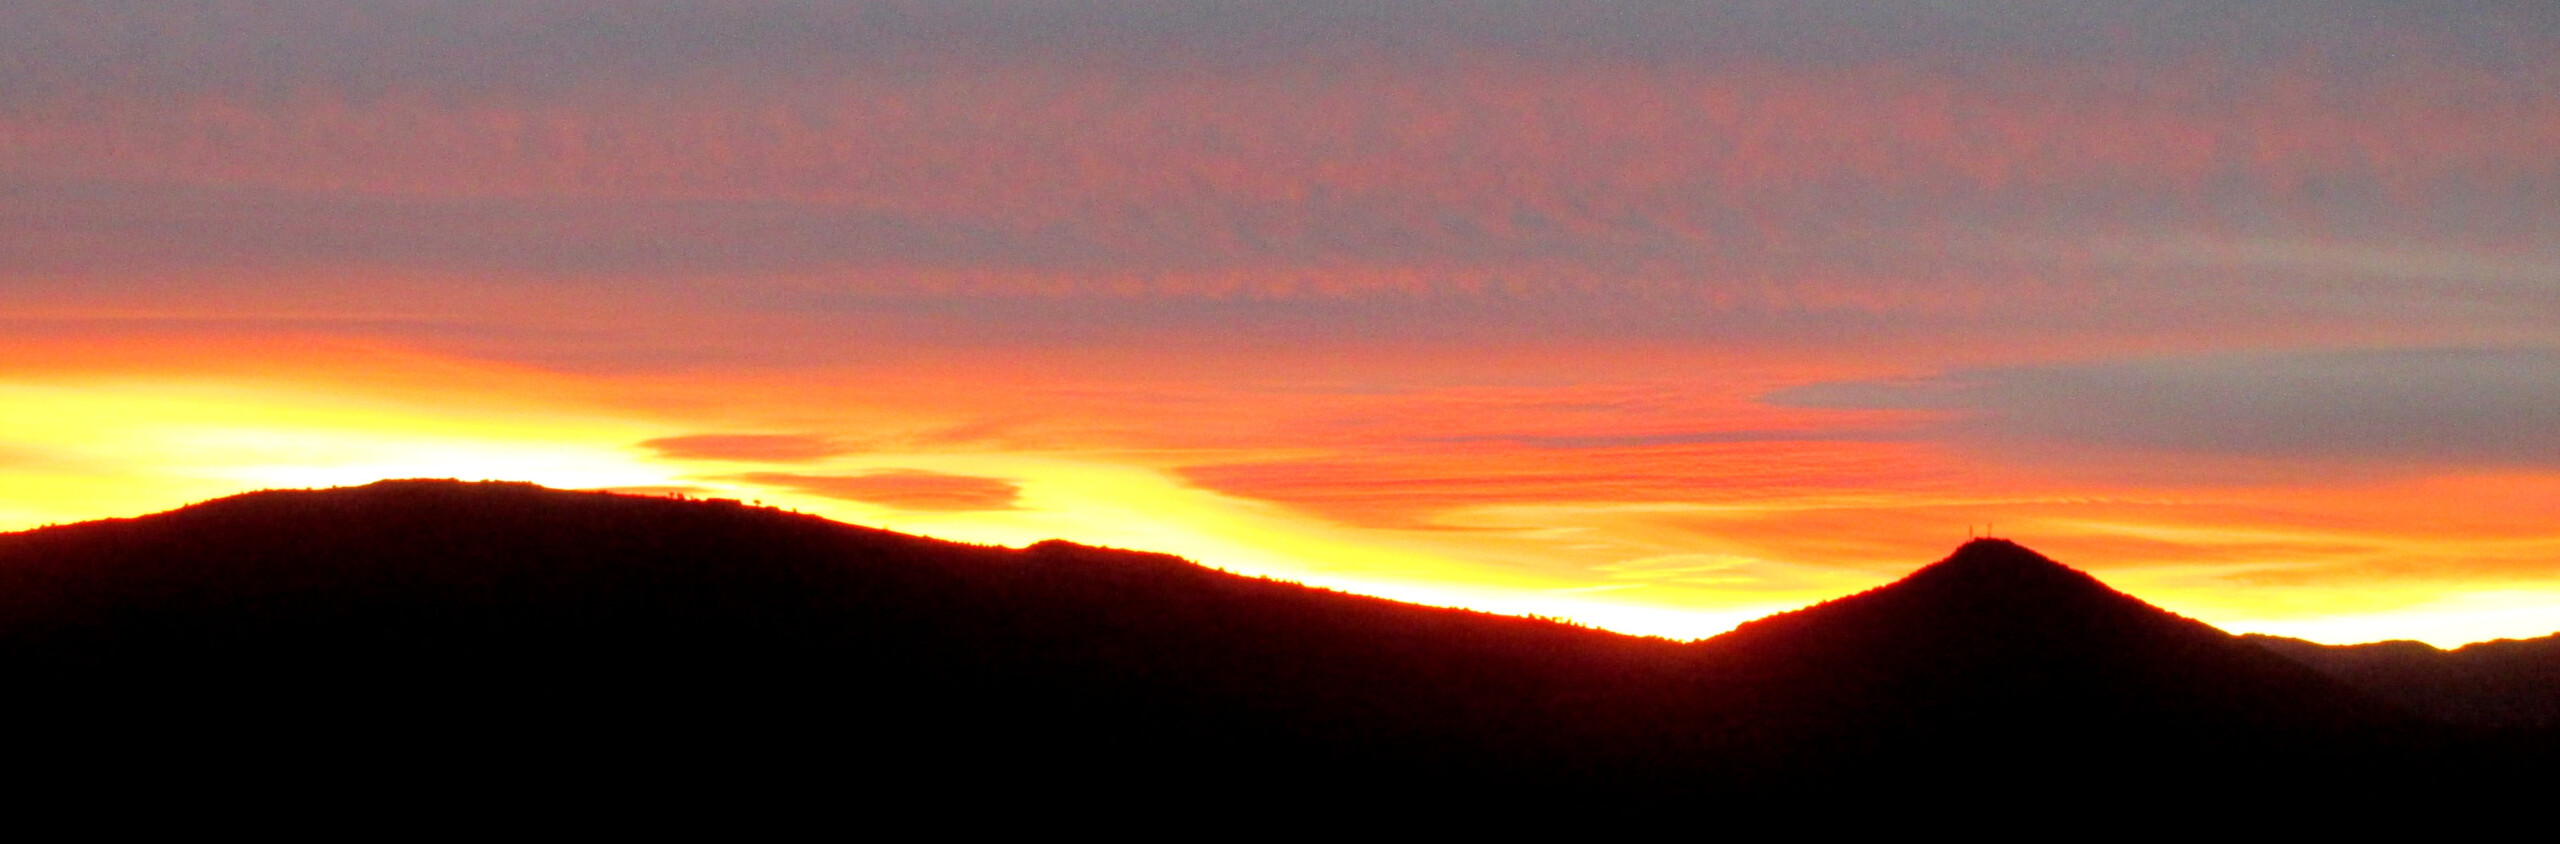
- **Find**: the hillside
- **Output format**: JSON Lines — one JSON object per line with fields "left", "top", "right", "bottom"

{"left": 0, "top": 480, "right": 2534, "bottom": 798}
{"left": 1683, "top": 540, "right": 2440, "bottom": 781}
{"left": 0, "top": 480, "right": 1700, "bottom": 797}
{"left": 2247, "top": 633, "right": 2560, "bottom": 729}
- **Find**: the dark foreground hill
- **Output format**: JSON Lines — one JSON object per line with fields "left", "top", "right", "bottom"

{"left": 0, "top": 480, "right": 2538, "bottom": 800}
{"left": 2246, "top": 633, "right": 2560, "bottom": 730}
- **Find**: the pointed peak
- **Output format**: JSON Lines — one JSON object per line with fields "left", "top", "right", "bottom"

{"left": 1889, "top": 538, "right": 2117, "bottom": 600}
{"left": 1710, "top": 537, "right": 2200, "bottom": 657}
{"left": 1942, "top": 537, "right": 2062, "bottom": 567}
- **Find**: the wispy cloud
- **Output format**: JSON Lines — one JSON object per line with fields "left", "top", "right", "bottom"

{"left": 10, "top": 3, "right": 2560, "bottom": 646}
{"left": 1415, "top": 429, "right": 1907, "bottom": 449}
{"left": 640, "top": 434, "right": 854, "bottom": 463}
{"left": 1776, "top": 347, "right": 2560, "bottom": 470}
{"left": 8, "top": 5, "right": 2554, "bottom": 365}
{"left": 1178, "top": 440, "right": 1940, "bottom": 529}
{"left": 729, "top": 470, "right": 1021, "bottom": 512}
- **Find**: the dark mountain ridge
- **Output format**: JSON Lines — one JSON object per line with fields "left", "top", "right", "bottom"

{"left": 2246, "top": 632, "right": 2560, "bottom": 729}
{"left": 0, "top": 480, "right": 2541, "bottom": 799}
{"left": 1690, "top": 540, "right": 2427, "bottom": 764}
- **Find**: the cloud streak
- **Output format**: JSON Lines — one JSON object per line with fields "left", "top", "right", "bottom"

{"left": 1179, "top": 440, "right": 1941, "bottom": 529}
{"left": 8, "top": 23, "right": 2551, "bottom": 364}
{"left": 640, "top": 434, "right": 853, "bottom": 463}
{"left": 729, "top": 470, "right": 1021, "bottom": 512}
{"left": 1777, "top": 348, "right": 2560, "bottom": 469}
{"left": 9, "top": 3, "right": 2560, "bottom": 646}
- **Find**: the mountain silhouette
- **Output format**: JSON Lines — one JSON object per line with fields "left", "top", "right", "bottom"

{"left": 0, "top": 481, "right": 2536, "bottom": 800}
{"left": 2248, "top": 632, "right": 2560, "bottom": 730}
{"left": 1682, "top": 540, "right": 2440, "bottom": 785}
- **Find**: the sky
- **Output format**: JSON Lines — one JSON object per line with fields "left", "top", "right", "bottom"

{"left": 5, "top": 1, "right": 2559, "bottom": 646}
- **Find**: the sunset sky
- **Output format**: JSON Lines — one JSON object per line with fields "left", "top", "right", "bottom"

{"left": 6, "top": 2, "right": 2559, "bottom": 646}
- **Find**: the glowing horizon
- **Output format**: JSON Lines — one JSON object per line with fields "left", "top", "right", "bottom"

{"left": 6, "top": 3, "right": 2558, "bottom": 648}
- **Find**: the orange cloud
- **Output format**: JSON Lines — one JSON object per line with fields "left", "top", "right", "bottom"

{"left": 640, "top": 434, "right": 854, "bottom": 463}
{"left": 1180, "top": 439, "right": 1945, "bottom": 530}
{"left": 7, "top": 5, "right": 2560, "bottom": 648}
{"left": 729, "top": 470, "right": 1021, "bottom": 512}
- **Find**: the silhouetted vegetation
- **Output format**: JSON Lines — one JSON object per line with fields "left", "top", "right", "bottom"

{"left": 0, "top": 482, "right": 2544, "bottom": 804}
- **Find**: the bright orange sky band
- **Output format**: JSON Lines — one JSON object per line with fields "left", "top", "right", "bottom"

{"left": 6, "top": 3, "right": 2559, "bottom": 646}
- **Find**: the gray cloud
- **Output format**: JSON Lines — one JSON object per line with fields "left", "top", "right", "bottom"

{"left": 1774, "top": 348, "right": 2560, "bottom": 468}
{"left": 3, "top": 2, "right": 2547, "bottom": 102}
{"left": 0, "top": 179, "right": 1877, "bottom": 278}
{"left": 11, "top": 175, "right": 2551, "bottom": 357}
{"left": 7, "top": 3, "right": 2556, "bottom": 370}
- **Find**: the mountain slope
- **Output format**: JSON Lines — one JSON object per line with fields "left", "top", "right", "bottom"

{"left": 0, "top": 481, "right": 2521, "bottom": 797}
{"left": 1680, "top": 540, "right": 2436, "bottom": 783}
{"left": 0, "top": 479, "right": 1697, "bottom": 795}
{"left": 2248, "top": 632, "right": 2560, "bottom": 729}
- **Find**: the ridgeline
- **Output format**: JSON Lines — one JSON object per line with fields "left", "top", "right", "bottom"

{"left": 2, "top": 480, "right": 2548, "bottom": 801}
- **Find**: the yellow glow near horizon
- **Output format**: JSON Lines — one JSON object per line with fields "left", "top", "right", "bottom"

{"left": 0, "top": 378, "right": 678, "bottom": 527}
{"left": 0, "top": 368, "right": 1802, "bottom": 640}
{"left": 6, "top": 366, "right": 2560, "bottom": 649}
{"left": 0, "top": 369, "right": 1827, "bottom": 641}
{"left": 683, "top": 455, "right": 1791, "bottom": 638}
{"left": 2221, "top": 588, "right": 2560, "bottom": 648}
{"left": 11, "top": 2, "right": 2560, "bottom": 659}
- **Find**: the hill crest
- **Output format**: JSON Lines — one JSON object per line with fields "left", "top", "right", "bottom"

{"left": 0, "top": 479, "right": 2517, "bottom": 795}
